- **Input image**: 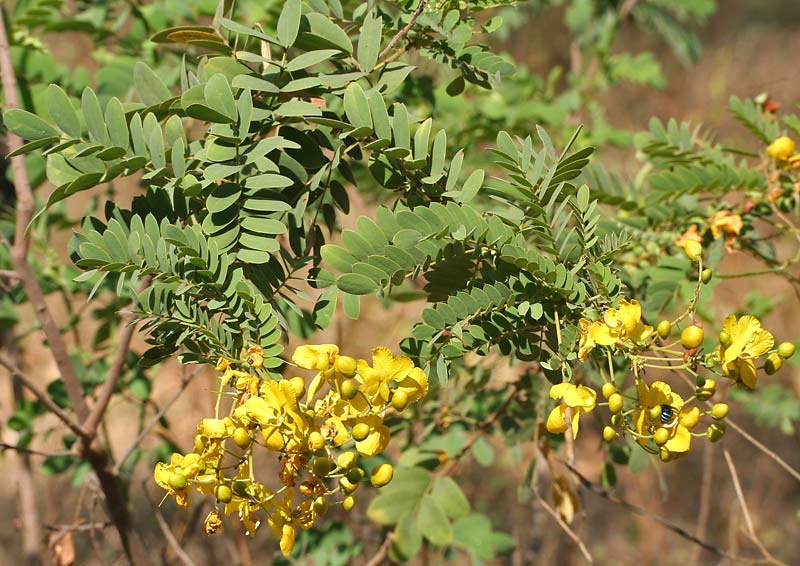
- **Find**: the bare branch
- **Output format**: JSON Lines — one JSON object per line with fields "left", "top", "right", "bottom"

{"left": 532, "top": 488, "right": 594, "bottom": 564}
{"left": 378, "top": 0, "right": 429, "bottom": 61}
{"left": 364, "top": 533, "right": 393, "bottom": 566}
{"left": 147, "top": 486, "right": 198, "bottom": 566}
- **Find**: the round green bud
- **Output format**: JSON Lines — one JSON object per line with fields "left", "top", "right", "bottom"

{"left": 711, "top": 403, "right": 729, "bottom": 420}
{"left": 601, "top": 382, "right": 616, "bottom": 399}
{"left": 610, "top": 413, "right": 624, "bottom": 426}
{"left": 602, "top": 426, "right": 616, "bottom": 442}
{"left": 351, "top": 423, "right": 370, "bottom": 442}
{"left": 765, "top": 352, "right": 783, "bottom": 375}
{"left": 696, "top": 375, "right": 706, "bottom": 387}
{"left": 169, "top": 473, "right": 188, "bottom": 491}
{"left": 312, "top": 457, "right": 331, "bottom": 478}
{"left": 342, "top": 495, "right": 356, "bottom": 512}
{"left": 371, "top": 464, "right": 394, "bottom": 488}
{"left": 335, "top": 355, "right": 357, "bottom": 376}
{"left": 336, "top": 451, "right": 357, "bottom": 471}
{"left": 215, "top": 484, "right": 233, "bottom": 504}
{"left": 346, "top": 467, "right": 365, "bottom": 484}
{"left": 719, "top": 330, "right": 731, "bottom": 347}
{"left": 233, "top": 481, "right": 249, "bottom": 497}
{"left": 313, "top": 496, "right": 329, "bottom": 516}
{"left": 308, "top": 431, "right": 326, "bottom": 452}
{"left": 391, "top": 390, "right": 410, "bottom": 411}
{"left": 657, "top": 320, "right": 672, "bottom": 339}
{"left": 340, "top": 380, "right": 359, "bottom": 400}
{"left": 608, "top": 393, "right": 624, "bottom": 414}
{"left": 778, "top": 342, "right": 796, "bottom": 359}
{"left": 233, "top": 427, "right": 251, "bottom": 449}
{"left": 700, "top": 268, "right": 713, "bottom": 284}
{"left": 653, "top": 428, "right": 670, "bottom": 445}
{"left": 681, "top": 325, "right": 704, "bottom": 349}
{"left": 707, "top": 422, "right": 726, "bottom": 442}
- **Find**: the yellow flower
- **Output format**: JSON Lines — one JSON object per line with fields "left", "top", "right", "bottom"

{"left": 545, "top": 383, "right": 597, "bottom": 439}
{"left": 767, "top": 136, "right": 795, "bottom": 161}
{"left": 204, "top": 511, "right": 223, "bottom": 535}
{"left": 634, "top": 381, "right": 699, "bottom": 462}
{"left": 247, "top": 345, "right": 264, "bottom": 369}
{"left": 676, "top": 224, "right": 702, "bottom": 249}
{"left": 154, "top": 452, "right": 202, "bottom": 507}
{"left": 394, "top": 366, "right": 429, "bottom": 404}
{"left": 356, "top": 347, "right": 415, "bottom": 405}
{"left": 293, "top": 344, "right": 339, "bottom": 371}
{"left": 585, "top": 299, "right": 654, "bottom": 349}
{"left": 234, "top": 381, "right": 309, "bottom": 450}
{"left": 716, "top": 314, "right": 774, "bottom": 389}
{"left": 577, "top": 319, "right": 597, "bottom": 360}
{"left": 197, "top": 418, "right": 234, "bottom": 440}
{"left": 709, "top": 210, "right": 743, "bottom": 239}
{"left": 351, "top": 415, "right": 391, "bottom": 456}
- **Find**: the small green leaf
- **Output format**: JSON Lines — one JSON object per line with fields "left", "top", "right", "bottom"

{"left": 344, "top": 82, "right": 372, "bottom": 130}
{"left": 417, "top": 496, "right": 452, "bottom": 546}
{"left": 336, "top": 273, "right": 379, "bottom": 295}
{"left": 3, "top": 109, "right": 59, "bottom": 140}
{"left": 133, "top": 62, "right": 173, "bottom": 106}
{"left": 81, "top": 88, "right": 109, "bottom": 145}
{"left": 357, "top": 10, "right": 383, "bottom": 71}
{"left": 45, "top": 85, "right": 80, "bottom": 138}
{"left": 277, "top": 0, "right": 302, "bottom": 47}
{"left": 430, "top": 477, "right": 470, "bottom": 519}
{"left": 304, "top": 13, "right": 353, "bottom": 54}
{"left": 460, "top": 169, "right": 485, "bottom": 202}
{"left": 105, "top": 97, "right": 129, "bottom": 151}
{"left": 205, "top": 74, "right": 237, "bottom": 121}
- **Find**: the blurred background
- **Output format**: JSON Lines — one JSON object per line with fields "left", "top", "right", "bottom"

{"left": 3, "top": 0, "right": 800, "bottom": 564}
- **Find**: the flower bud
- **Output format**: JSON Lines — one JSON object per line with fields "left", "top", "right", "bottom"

{"left": 778, "top": 342, "right": 796, "bottom": 359}
{"left": 657, "top": 320, "right": 672, "bottom": 339}
{"left": 337, "top": 451, "right": 357, "bottom": 471}
{"left": 602, "top": 426, "right": 616, "bottom": 442}
{"left": 312, "top": 457, "right": 331, "bottom": 477}
{"left": 681, "top": 325, "right": 704, "bottom": 349}
{"left": 610, "top": 413, "right": 624, "bottom": 426}
{"left": 346, "top": 467, "right": 365, "bottom": 484}
{"left": 352, "top": 423, "right": 370, "bottom": 441}
{"left": 194, "top": 434, "right": 205, "bottom": 453}
{"left": 653, "top": 428, "right": 670, "bottom": 445}
{"left": 711, "top": 403, "right": 729, "bottom": 420}
{"left": 649, "top": 405, "right": 662, "bottom": 421}
{"left": 215, "top": 484, "right": 233, "bottom": 503}
{"left": 313, "top": 496, "right": 329, "bottom": 515}
{"left": 371, "top": 464, "right": 394, "bottom": 488}
{"left": 335, "top": 355, "right": 357, "bottom": 376}
{"left": 701, "top": 268, "right": 713, "bottom": 284}
{"left": 719, "top": 330, "right": 731, "bottom": 347}
{"left": 298, "top": 481, "right": 315, "bottom": 496}
{"left": 684, "top": 240, "right": 703, "bottom": 262}
{"left": 601, "top": 382, "right": 616, "bottom": 399}
{"left": 342, "top": 495, "right": 356, "bottom": 511}
{"left": 707, "top": 422, "right": 726, "bottom": 442}
{"left": 391, "top": 390, "right": 410, "bottom": 411}
{"left": 233, "top": 427, "right": 251, "bottom": 449}
{"left": 169, "top": 473, "right": 188, "bottom": 491}
{"left": 608, "top": 393, "right": 624, "bottom": 414}
{"left": 340, "top": 380, "right": 359, "bottom": 400}
{"left": 765, "top": 352, "right": 783, "bottom": 375}
{"left": 339, "top": 476, "right": 358, "bottom": 494}
{"left": 288, "top": 376, "right": 305, "bottom": 398}
{"left": 264, "top": 429, "right": 285, "bottom": 451}
{"left": 308, "top": 431, "right": 326, "bottom": 452}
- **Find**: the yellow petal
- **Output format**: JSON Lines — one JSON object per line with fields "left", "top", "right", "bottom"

{"left": 661, "top": 425, "right": 691, "bottom": 461}
{"left": 549, "top": 382, "right": 573, "bottom": 401}
{"left": 589, "top": 320, "right": 619, "bottom": 346}
{"left": 738, "top": 358, "right": 758, "bottom": 389}
{"left": 546, "top": 405, "right": 568, "bottom": 434}
{"left": 616, "top": 300, "right": 642, "bottom": 335}
{"left": 396, "top": 367, "right": 429, "bottom": 403}
{"left": 680, "top": 407, "right": 700, "bottom": 429}
{"left": 280, "top": 524, "right": 296, "bottom": 556}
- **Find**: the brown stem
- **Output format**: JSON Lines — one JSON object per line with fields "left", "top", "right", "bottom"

{"left": 689, "top": 441, "right": 714, "bottom": 565}
{"left": 378, "top": 0, "right": 429, "bottom": 61}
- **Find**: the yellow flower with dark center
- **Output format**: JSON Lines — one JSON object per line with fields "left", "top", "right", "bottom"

{"left": 356, "top": 347, "right": 415, "bottom": 405}
{"left": 634, "top": 380, "right": 700, "bottom": 462}
{"left": 545, "top": 383, "right": 596, "bottom": 439}
{"left": 767, "top": 136, "right": 795, "bottom": 161}
{"left": 709, "top": 210, "right": 743, "bottom": 240}
{"left": 716, "top": 314, "right": 774, "bottom": 389}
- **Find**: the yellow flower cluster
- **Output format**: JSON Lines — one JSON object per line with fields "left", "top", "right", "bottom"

{"left": 551, "top": 296, "right": 795, "bottom": 462}
{"left": 154, "top": 344, "right": 428, "bottom": 555}
{"left": 767, "top": 135, "right": 800, "bottom": 164}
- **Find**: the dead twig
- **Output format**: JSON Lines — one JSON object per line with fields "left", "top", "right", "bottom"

{"left": 532, "top": 488, "right": 594, "bottom": 564}
{"left": 147, "top": 486, "right": 198, "bottom": 566}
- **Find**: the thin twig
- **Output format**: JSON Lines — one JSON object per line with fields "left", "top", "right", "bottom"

{"left": 45, "top": 521, "right": 113, "bottom": 533}
{"left": 533, "top": 488, "right": 594, "bottom": 564}
{"left": 84, "top": 276, "right": 152, "bottom": 439}
{"left": 364, "top": 533, "right": 393, "bottom": 566}
{"left": 722, "top": 448, "right": 788, "bottom": 566}
{"left": 689, "top": 441, "right": 714, "bottom": 565}
{"left": 0, "top": 442, "right": 73, "bottom": 458}
{"left": 147, "top": 487, "right": 198, "bottom": 566}
{"left": 114, "top": 365, "right": 202, "bottom": 474}
{"left": 378, "top": 0, "right": 429, "bottom": 60}
{"left": 0, "top": 352, "right": 87, "bottom": 438}
{"left": 725, "top": 417, "right": 800, "bottom": 483}
{"left": 562, "top": 461, "right": 748, "bottom": 561}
